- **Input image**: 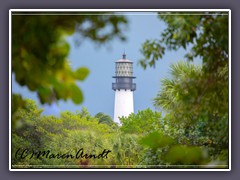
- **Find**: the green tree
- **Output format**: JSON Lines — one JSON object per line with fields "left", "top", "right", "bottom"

{"left": 76, "top": 106, "right": 92, "bottom": 120}
{"left": 95, "top": 112, "right": 115, "bottom": 126}
{"left": 154, "top": 61, "right": 228, "bottom": 163}
{"left": 138, "top": 12, "right": 229, "bottom": 166}
{"left": 139, "top": 13, "right": 229, "bottom": 124}
{"left": 139, "top": 12, "right": 228, "bottom": 73}
{"left": 12, "top": 99, "right": 44, "bottom": 166}
{"left": 120, "top": 108, "right": 163, "bottom": 134}
{"left": 12, "top": 12, "right": 128, "bottom": 105}
{"left": 139, "top": 131, "right": 208, "bottom": 167}
{"left": 111, "top": 133, "right": 142, "bottom": 167}
{"left": 12, "top": 99, "right": 119, "bottom": 168}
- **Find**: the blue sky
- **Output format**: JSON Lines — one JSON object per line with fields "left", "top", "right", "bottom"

{"left": 12, "top": 12, "right": 201, "bottom": 118}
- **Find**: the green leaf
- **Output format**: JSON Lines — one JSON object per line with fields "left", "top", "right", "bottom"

{"left": 140, "top": 131, "right": 175, "bottom": 150}
{"left": 38, "top": 87, "right": 53, "bottom": 104}
{"left": 70, "top": 84, "right": 83, "bottom": 104}
{"left": 164, "top": 145, "right": 204, "bottom": 164}
{"left": 74, "top": 67, "right": 90, "bottom": 81}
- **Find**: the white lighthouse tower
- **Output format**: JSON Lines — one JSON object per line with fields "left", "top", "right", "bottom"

{"left": 112, "top": 53, "right": 136, "bottom": 124}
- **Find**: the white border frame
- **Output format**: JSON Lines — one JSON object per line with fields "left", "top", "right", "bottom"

{"left": 9, "top": 9, "right": 231, "bottom": 171}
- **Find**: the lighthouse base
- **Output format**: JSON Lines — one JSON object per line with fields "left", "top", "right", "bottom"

{"left": 114, "top": 89, "right": 134, "bottom": 125}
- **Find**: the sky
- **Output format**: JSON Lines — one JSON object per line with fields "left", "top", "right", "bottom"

{"left": 12, "top": 12, "right": 201, "bottom": 118}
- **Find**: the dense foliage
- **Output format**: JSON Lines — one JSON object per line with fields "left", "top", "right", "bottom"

{"left": 12, "top": 12, "right": 127, "bottom": 105}
{"left": 12, "top": 99, "right": 227, "bottom": 168}
{"left": 139, "top": 11, "right": 228, "bottom": 73}
{"left": 138, "top": 12, "right": 229, "bottom": 167}
{"left": 12, "top": 100, "right": 142, "bottom": 168}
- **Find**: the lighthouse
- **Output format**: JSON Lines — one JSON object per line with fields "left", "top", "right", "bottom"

{"left": 112, "top": 53, "right": 136, "bottom": 124}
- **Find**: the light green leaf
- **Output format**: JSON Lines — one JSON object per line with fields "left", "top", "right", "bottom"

{"left": 74, "top": 67, "right": 90, "bottom": 81}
